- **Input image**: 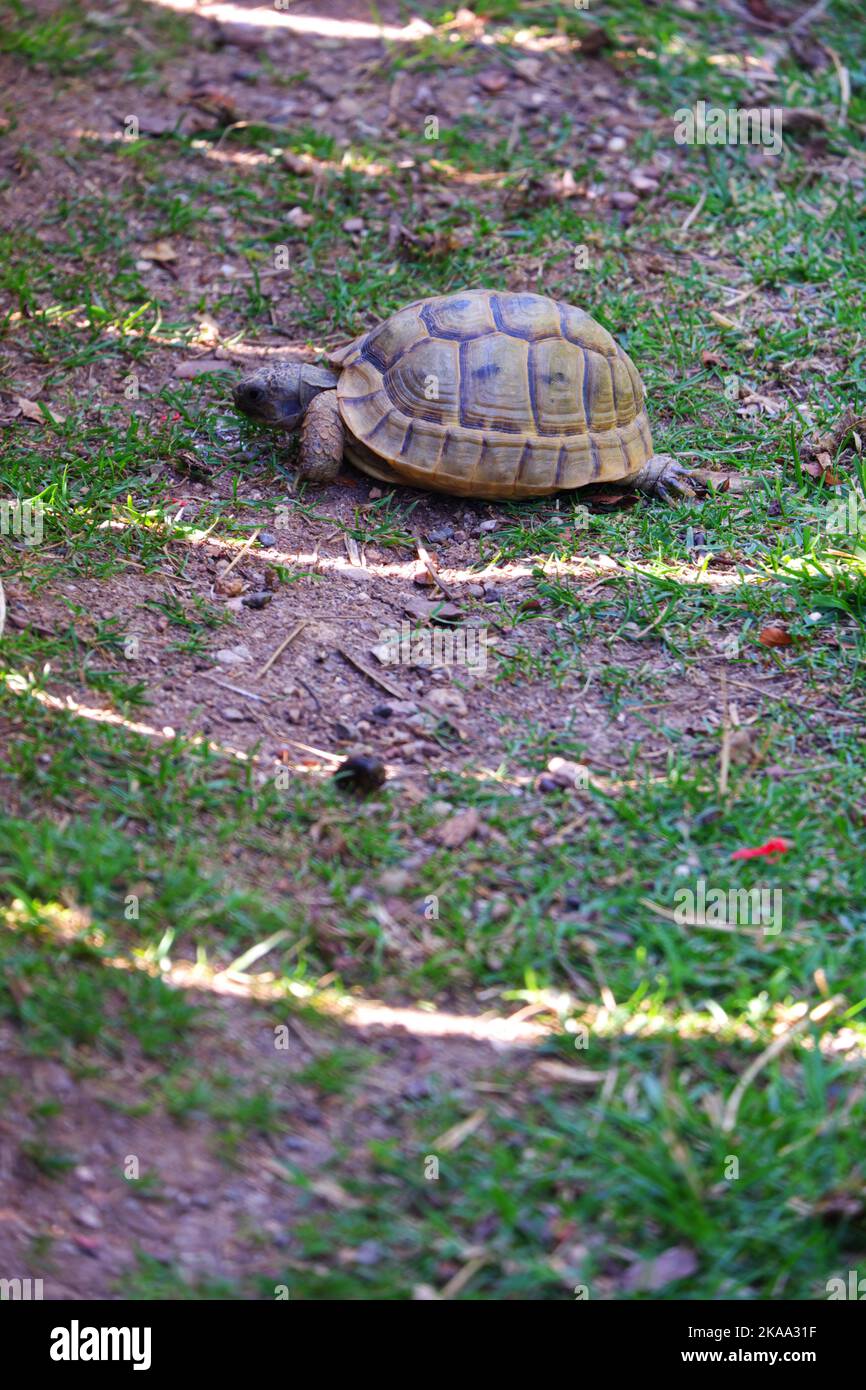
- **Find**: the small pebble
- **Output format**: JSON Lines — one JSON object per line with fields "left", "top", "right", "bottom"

{"left": 629, "top": 171, "right": 659, "bottom": 194}
{"left": 214, "top": 645, "right": 252, "bottom": 665}
{"left": 74, "top": 1205, "right": 103, "bottom": 1231}
{"left": 380, "top": 868, "right": 410, "bottom": 893}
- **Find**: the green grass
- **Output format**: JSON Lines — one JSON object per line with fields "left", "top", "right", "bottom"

{"left": 121, "top": 1253, "right": 243, "bottom": 1300}
{"left": 1, "top": 0, "right": 865, "bottom": 1299}
{"left": 274, "top": 1055, "right": 866, "bottom": 1300}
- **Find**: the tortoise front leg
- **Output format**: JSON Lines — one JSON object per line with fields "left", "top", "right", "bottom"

{"left": 633, "top": 454, "right": 701, "bottom": 504}
{"left": 299, "top": 390, "right": 344, "bottom": 484}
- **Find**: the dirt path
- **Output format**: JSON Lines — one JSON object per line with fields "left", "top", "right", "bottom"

{"left": 2, "top": 0, "right": 865, "bottom": 1301}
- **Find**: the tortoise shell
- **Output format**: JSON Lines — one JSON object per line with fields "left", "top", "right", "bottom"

{"left": 335, "top": 289, "right": 653, "bottom": 500}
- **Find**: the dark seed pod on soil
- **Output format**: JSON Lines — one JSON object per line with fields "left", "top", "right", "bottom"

{"left": 333, "top": 754, "right": 386, "bottom": 794}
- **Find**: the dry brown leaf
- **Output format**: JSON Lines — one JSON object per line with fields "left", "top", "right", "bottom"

{"left": 745, "top": 0, "right": 780, "bottom": 21}
{"left": 552, "top": 168, "right": 581, "bottom": 200}
{"left": 739, "top": 390, "right": 784, "bottom": 416}
{"left": 283, "top": 150, "right": 318, "bottom": 177}
{"left": 759, "top": 623, "right": 793, "bottom": 648}
{"left": 587, "top": 486, "right": 640, "bottom": 510}
{"left": 813, "top": 409, "right": 866, "bottom": 457}
{"left": 16, "top": 396, "right": 65, "bottom": 424}
{"left": 435, "top": 807, "right": 480, "bottom": 848}
{"left": 575, "top": 22, "right": 611, "bottom": 54}
{"left": 727, "top": 727, "right": 758, "bottom": 765}
{"left": 623, "top": 1245, "right": 698, "bottom": 1293}
{"left": 259, "top": 1159, "right": 361, "bottom": 1208}
{"left": 699, "top": 471, "right": 758, "bottom": 494}
{"left": 387, "top": 215, "right": 421, "bottom": 252}
{"left": 814, "top": 1192, "right": 863, "bottom": 1219}
{"left": 782, "top": 107, "right": 829, "bottom": 134}
{"left": 139, "top": 240, "right": 177, "bottom": 263}
{"left": 432, "top": 1108, "right": 487, "bottom": 1152}
{"left": 804, "top": 451, "right": 846, "bottom": 483}
{"left": 442, "top": 7, "right": 485, "bottom": 36}
{"left": 478, "top": 69, "right": 508, "bottom": 93}
{"left": 400, "top": 596, "right": 435, "bottom": 622}
{"left": 286, "top": 206, "right": 313, "bottom": 230}
{"left": 215, "top": 576, "right": 245, "bottom": 597}
{"left": 512, "top": 57, "right": 542, "bottom": 82}
{"left": 174, "top": 357, "right": 231, "bottom": 379}
{"left": 438, "top": 1254, "right": 488, "bottom": 1300}
{"left": 189, "top": 87, "right": 238, "bottom": 122}
{"left": 309, "top": 1178, "right": 362, "bottom": 1209}
{"left": 427, "top": 688, "right": 468, "bottom": 716}
{"left": 532, "top": 1061, "right": 606, "bottom": 1086}
{"left": 426, "top": 225, "right": 474, "bottom": 256}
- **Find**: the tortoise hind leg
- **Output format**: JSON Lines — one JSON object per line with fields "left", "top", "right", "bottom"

{"left": 299, "top": 390, "right": 343, "bottom": 483}
{"left": 633, "top": 454, "right": 701, "bottom": 504}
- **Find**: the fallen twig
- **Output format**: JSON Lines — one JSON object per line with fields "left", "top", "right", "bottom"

{"left": 824, "top": 44, "right": 851, "bottom": 127}
{"left": 337, "top": 644, "right": 412, "bottom": 702}
{"left": 256, "top": 619, "right": 307, "bottom": 680}
{"left": 337, "top": 644, "right": 467, "bottom": 740}
{"left": 278, "top": 737, "right": 344, "bottom": 764}
{"left": 201, "top": 672, "right": 273, "bottom": 704}
{"left": 413, "top": 531, "right": 462, "bottom": 605}
{"left": 641, "top": 898, "right": 793, "bottom": 937}
{"left": 217, "top": 527, "right": 260, "bottom": 581}
{"left": 719, "top": 670, "right": 732, "bottom": 798}
{"left": 721, "top": 995, "right": 845, "bottom": 1134}
{"left": 679, "top": 188, "right": 707, "bottom": 236}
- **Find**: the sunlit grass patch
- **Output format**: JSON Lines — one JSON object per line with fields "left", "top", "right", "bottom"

{"left": 1, "top": 0, "right": 865, "bottom": 1300}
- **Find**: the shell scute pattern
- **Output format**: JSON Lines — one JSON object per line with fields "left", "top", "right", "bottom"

{"left": 337, "top": 289, "right": 653, "bottom": 500}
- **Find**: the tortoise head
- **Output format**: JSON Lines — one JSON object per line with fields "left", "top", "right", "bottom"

{"left": 233, "top": 362, "right": 339, "bottom": 430}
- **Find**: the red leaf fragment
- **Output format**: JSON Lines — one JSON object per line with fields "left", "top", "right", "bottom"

{"left": 731, "top": 838, "right": 792, "bottom": 862}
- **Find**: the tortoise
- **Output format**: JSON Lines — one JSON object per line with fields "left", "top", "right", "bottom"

{"left": 233, "top": 289, "right": 697, "bottom": 503}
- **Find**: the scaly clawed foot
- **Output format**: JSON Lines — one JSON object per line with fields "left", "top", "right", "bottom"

{"left": 634, "top": 454, "right": 702, "bottom": 504}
